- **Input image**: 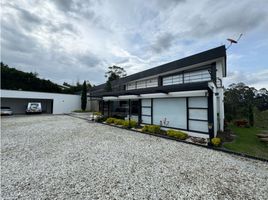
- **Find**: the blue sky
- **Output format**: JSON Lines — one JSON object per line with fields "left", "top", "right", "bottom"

{"left": 1, "top": 0, "right": 268, "bottom": 89}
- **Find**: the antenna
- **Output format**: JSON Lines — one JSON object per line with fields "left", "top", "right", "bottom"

{"left": 226, "top": 33, "right": 243, "bottom": 50}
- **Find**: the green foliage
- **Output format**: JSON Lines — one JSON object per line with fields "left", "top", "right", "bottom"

{"left": 0, "top": 62, "right": 91, "bottom": 94}
{"left": 1, "top": 62, "right": 62, "bottom": 93}
{"left": 96, "top": 116, "right": 107, "bottom": 122}
{"left": 122, "top": 120, "right": 138, "bottom": 128}
{"left": 114, "top": 119, "right": 125, "bottom": 125}
{"left": 167, "top": 130, "right": 188, "bottom": 140}
{"left": 148, "top": 125, "right": 161, "bottom": 134}
{"left": 254, "top": 108, "right": 268, "bottom": 128}
{"left": 105, "top": 118, "right": 116, "bottom": 124}
{"left": 211, "top": 137, "right": 221, "bottom": 146}
{"left": 224, "top": 125, "right": 268, "bottom": 159}
{"left": 105, "top": 65, "right": 126, "bottom": 92}
{"left": 81, "top": 81, "right": 87, "bottom": 111}
{"left": 224, "top": 82, "right": 268, "bottom": 122}
{"left": 93, "top": 112, "right": 101, "bottom": 116}
{"left": 63, "top": 81, "right": 91, "bottom": 94}
{"left": 142, "top": 125, "right": 161, "bottom": 134}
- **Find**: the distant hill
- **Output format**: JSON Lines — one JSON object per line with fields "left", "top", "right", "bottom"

{"left": 0, "top": 62, "right": 91, "bottom": 94}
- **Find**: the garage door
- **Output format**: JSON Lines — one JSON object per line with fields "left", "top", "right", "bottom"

{"left": 153, "top": 98, "right": 187, "bottom": 129}
{"left": 1, "top": 98, "right": 53, "bottom": 114}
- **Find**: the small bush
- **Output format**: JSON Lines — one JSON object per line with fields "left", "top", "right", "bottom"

{"left": 148, "top": 125, "right": 161, "bottom": 134}
{"left": 114, "top": 119, "right": 125, "bottom": 125}
{"left": 93, "top": 112, "right": 101, "bottom": 116}
{"left": 96, "top": 116, "right": 107, "bottom": 122}
{"left": 105, "top": 117, "right": 116, "bottom": 124}
{"left": 142, "top": 125, "right": 149, "bottom": 132}
{"left": 211, "top": 137, "right": 221, "bottom": 146}
{"left": 167, "top": 130, "right": 188, "bottom": 140}
{"left": 142, "top": 125, "right": 161, "bottom": 134}
{"left": 234, "top": 119, "right": 248, "bottom": 127}
{"left": 122, "top": 120, "right": 138, "bottom": 128}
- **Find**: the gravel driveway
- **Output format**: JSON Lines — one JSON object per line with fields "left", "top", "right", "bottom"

{"left": 1, "top": 115, "right": 268, "bottom": 199}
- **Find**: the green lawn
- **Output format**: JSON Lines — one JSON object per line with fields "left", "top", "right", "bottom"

{"left": 223, "top": 125, "right": 268, "bottom": 159}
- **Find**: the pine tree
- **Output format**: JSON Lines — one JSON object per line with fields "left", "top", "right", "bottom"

{"left": 81, "top": 81, "right": 87, "bottom": 111}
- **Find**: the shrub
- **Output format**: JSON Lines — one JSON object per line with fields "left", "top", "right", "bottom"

{"left": 122, "top": 120, "right": 138, "bottom": 128}
{"left": 211, "top": 137, "right": 221, "bottom": 146}
{"left": 105, "top": 117, "right": 116, "bottom": 124}
{"left": 142, "top": 125, "right": 161, "bottom": 134}
{"left": 234, "top": 119, "right": 248, "bottom": 127}
{"left": 167, "top": 130, "right": 188, "bottom": 140}
{"left": 142, "top": 125, "right": 149, "bottom": 132}
{"left": 96, "top": 116, "right": 107, "bottom": 122}
{"left": 93, "top": 112, "right": 101, "bottom": 116}
{"left": 148, "top": 125, "right": 161, "bottom": 134}
{"left": 114, "top": 119, "right": 125, "bottom": 125}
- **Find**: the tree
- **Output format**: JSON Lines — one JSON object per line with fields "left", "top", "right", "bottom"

{"left": 105, "top": 65, "right": 126, "bottom": 91}
{"left": 81, "top": 80, "right": 87, "bottom": 111}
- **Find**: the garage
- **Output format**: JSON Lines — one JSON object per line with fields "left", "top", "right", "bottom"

{"left": 1, "top": 98, "right": 53, "bottom": 114}
{"left": 1, "top": 89, "right": 81, "bottom": 114}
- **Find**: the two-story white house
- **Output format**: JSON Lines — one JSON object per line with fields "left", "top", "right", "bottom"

{"left": 89, "top": 46, "right": 226, "bottom": 139}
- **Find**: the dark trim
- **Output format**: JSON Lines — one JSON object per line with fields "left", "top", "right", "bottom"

{"left": 90, "top": 82, "right": 209, "bottom": 97}
{"left": 188, "top": 107, "right": 208, "bottom": 109}
{"left": 141, "top": 106, "right": 151, "bottom": 108}
{"left": 151, "top": 98, "right": 153, "bottom": 125}
{"left": 128, "top": 99, "right": 131, "bottom": 121}
{"left": 186, "top": 97, "right": 189, "bottom": 130}
{"left": 51, "top": 100, "right": 54, "bottom": 114}
{"left": 208, "top": 89, "right": 214, "bottom": 139}
{"left": 211, "top": 62, "right": 217, "bottom": 83}
{"left": 188, "top": 118, "right": 208, "bottom": 122}
{"left": 138, "top": 99, "right": 142, "bottom": 124}
{"left": 141, "top": 114, "right": 151, "bottom": 117}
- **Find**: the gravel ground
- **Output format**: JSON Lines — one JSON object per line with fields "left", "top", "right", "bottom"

{"left": 1, "top": 115, "right": 268, "bottom": 200}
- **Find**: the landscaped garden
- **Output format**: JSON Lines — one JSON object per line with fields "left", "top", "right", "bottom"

{"left": 223, "top": 124, "right": 268, "bottom": 160}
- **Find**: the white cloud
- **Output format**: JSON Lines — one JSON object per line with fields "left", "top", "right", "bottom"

{"left": 1, "top": 0, "right": 268, "bottom": 87}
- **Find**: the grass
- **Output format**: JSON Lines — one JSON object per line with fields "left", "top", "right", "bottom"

{"left": 223, "top": 124, "right": 268, "bottom": 160}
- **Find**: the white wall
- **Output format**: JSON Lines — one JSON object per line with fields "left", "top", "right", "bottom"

{"left": 0, "top": 89, "right": 81, "bottom": 114}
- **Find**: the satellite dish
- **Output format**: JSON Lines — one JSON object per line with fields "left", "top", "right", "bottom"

{"left": 226, "top": 33, "right": 243, "bottom": 50}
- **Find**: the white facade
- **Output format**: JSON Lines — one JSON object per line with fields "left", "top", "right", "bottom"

{"left": 1, "top": 89, "right": 81, "bottom": 114}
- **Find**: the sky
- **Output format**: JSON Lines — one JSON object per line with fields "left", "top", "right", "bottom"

{"left": 1, "top": 0, "right": 268, "bottom": 89}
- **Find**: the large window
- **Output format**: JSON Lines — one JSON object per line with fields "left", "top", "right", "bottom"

{"left": 184, "top": 69, "right": 210, "bottom": 83}
{"left": 162, "top": 68, "right": 211, "bottom": 86}
{"left": 162, "top": 74, "right": 183, "bottom": 86}
{"left": 126, "top": 78, "right": 158, "bottom": 90}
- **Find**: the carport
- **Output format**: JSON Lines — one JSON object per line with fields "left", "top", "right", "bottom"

{"left": 1, "top": 98, "right": 53, "bottom": 114}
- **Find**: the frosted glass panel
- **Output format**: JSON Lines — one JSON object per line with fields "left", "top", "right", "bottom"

{"left": 189, "top": 97, "right": 208, "bottom": 108}
{"left": 142, "top": 116, "right": 151, "bottom": 124}
{"left": 189, "top": 120, "right": 208, "bottom": 132}
{"left": 142, "top": 99, "right": 151, "bottom": 107}
{"left": 189, "top": 109, "right": 207, "bottom": 120}
{"left": 153, "top": 98, "right": 187, "bottom": 129}
{"left": 142, "top": 107, "right": 151, "bottom": 115}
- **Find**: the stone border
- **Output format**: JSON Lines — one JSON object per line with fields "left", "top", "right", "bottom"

{"left": 65, "top": 114, "right": 268, "bottom": 163}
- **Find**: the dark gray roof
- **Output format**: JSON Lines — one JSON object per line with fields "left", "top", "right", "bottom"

{"left": 90, "top": 45, "right": 226, "bottom": 92}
